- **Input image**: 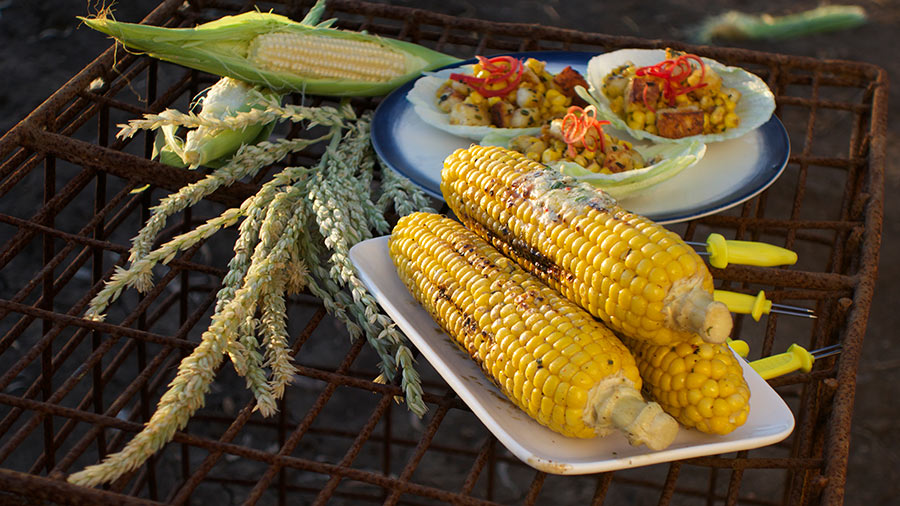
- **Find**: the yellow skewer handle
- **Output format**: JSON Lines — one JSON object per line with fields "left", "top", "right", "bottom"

{"left": 749, "top": 344, "right": 814, "bottom": 380}
{"left": 714, "top": 290, "right": 771, "bottom": 321}
{"left": 705, "top": 233, "right": 799, "bottom": 269}
{"left": 726, "top": 338, "right": 750, "bottom": 358}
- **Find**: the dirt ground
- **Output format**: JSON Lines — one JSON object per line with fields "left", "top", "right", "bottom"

{"left": 1, "top": 0, "right": 898, "bottom": 504}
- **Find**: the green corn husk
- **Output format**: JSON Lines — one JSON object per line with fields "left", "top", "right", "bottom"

{"left": 80, "top": 10, "right": 461, "bottom": 97}
{"left": 695, "top": 5, "right": 867, "bottom": 43}
{"left": 151, "top": 77, "right": 281, "bottom": 169}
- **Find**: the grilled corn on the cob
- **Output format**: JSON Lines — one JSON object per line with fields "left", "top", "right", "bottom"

{"left": 390, "top": 213, "right": 678, "bottom": 449}
{"left": 624, "top": 336, "right": 750, "bottom": 434}
{"left": 441, "top": 145, "right": 731, "bottom": 345}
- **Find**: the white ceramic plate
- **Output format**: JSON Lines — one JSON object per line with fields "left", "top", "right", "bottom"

{"left": 350, "top": 236, "right": 795, "bottom": 475}
{"left": 371, "top": 52, "right": 789, "bottom": 225}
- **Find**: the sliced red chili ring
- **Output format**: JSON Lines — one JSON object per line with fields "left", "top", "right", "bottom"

{"left": 561, "top": 105, "right": 610, "bottom": 157}
{"left": 561, "top": 112, "right": 585, "bottom": 144}
{"left": 478, "top": 55, "right": 520, "bottom": 79}
{"left": 449, "top": 72, "right": 485, "bottom": 86}
{"left": 450, "top": 55, "right": 524, "bottom": 98}
{"left": 635, "top": 53, "right": 708, "bottom": 107}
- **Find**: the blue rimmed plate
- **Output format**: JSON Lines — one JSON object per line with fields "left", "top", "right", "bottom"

{"left": 371, "top": 51, "right": 790, "bottom": 224}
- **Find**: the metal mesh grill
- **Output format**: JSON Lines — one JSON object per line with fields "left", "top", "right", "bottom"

{"left": 0, "top": 0, "right": 887, "bottom": 504}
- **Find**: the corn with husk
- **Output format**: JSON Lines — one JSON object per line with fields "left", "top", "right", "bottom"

{"left": 80, "top": 8, "right": 460, "bottom": 96}
{"left": 153, "top": 76, "right": 282, "bottom": 169}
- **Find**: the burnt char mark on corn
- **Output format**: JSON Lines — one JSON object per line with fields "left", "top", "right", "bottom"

{"left": 427, "top": 273, "right": 486, "bottom": 367}
{"left": 454, "top": 174, "right": 581, "bottom": 291}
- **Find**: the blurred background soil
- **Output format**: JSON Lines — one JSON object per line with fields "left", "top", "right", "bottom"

{"left": 0, "top": 0, "right": 897, "bottom": 504}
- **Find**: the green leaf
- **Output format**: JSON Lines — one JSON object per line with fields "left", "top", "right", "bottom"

{"left": 483, "top": 133, "right": 707, "bottom": 199}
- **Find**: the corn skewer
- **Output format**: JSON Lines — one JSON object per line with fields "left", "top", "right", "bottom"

{"left": 441, "top": 145, "right": 732, "bottom": 345}
{"left": 727, "top": 340, "right": 842, "bottom": 380}
{"left": 390, "top": 212, "right": 678, "bottom": 449}
{"left": 714, "top": 290, "right": 817, "bottom": 321}
{"left": 726, "top": 338, "right": 750, "bottom": 358}
{"left": 685, "top": 233, "right": 798, "bottom": 269}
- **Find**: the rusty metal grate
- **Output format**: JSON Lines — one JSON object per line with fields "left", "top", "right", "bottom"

{"left": 0, "top": 0, "right": 887, "bottom": 504}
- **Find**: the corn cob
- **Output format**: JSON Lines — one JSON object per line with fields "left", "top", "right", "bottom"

{"left": 153, "top": 76, "right": 282, "bottom": 169}
{"left": 389, "top": 212, "right": 678, "bottom": 449}
{"left": 80, "top": 9, "right": 460, "bottom": 97}
{"left": 623, "top": 335, "right": 750, "bottom": 434}
{"left": 441, "top": 145, "right": 731, "bottom": 345}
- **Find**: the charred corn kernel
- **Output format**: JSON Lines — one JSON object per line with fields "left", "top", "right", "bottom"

{"left": 624, "top": 334, "right": 750, "bottom": 435}
{"left": 80, "top": 10, "right": 459, "bottom": 97}
{"left": 525, "top": 57, "right": 545, "bottom": 74}
{"left": 441, "top": 145, "right": 732, "bottom": 345}
{"left": 542, "top": 148, "right": 562, "bottom": 163}
{"left": 710, "top": 106, "right": 726, "bottom": 125}
{"left": 466, "top": 91, "right": 486, "bottom": 104}
{"left": 724, "top": 112, "right": 740, "bottom": 129}
{"left": 390, "top": 213, "right": 678, "bottom": 448}
{"left": 610, "top": 96, "right": 624, "bottom": 115}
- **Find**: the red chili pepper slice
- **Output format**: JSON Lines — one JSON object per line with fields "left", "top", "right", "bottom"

{"left": 561, "top": 105, "right": 610, "bottom": 157}
{"left": 449, "top": 55, "right": 525, "bottom": 98}
{"left": 449, "top": 72, "right": 485, "bottom": 87}
{"left": 635, "top": 53, "right": 708, "bottom": 109}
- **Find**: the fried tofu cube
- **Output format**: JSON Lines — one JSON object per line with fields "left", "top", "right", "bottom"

{"left": 626, "top": 76, "right": 661, "bottom": 108}
{"left": 656, "top": 107, "right": 704, "bottom": 138}
{"left": 552, "top": 66, "right": 589, "bottom": 98}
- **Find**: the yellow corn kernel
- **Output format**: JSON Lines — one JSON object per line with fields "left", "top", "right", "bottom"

{"left": 710, "top": 106, "right": 726, "bottom": 125}
{"left": 248, "top": 31, "right": 407, "bottom": 82}
{"left": 467, "top": 91, "right": 486, "bottom": 105}
{"left": 541, "top": 148, "right": 562, "bottom": 164}
{"left": 724, "top": 112, "right": 740, "bottom": 129}
{"left": 624, "top": 334, "right": 751, "bottom": 435}
{"left": 610, "top": 96, "right": 624, "bottom": 115}
{"left": 389, "top": 212, "right": 677, "bottom": 448}
{"left": 441, "top": 145, "right": 732, "bottom": 346}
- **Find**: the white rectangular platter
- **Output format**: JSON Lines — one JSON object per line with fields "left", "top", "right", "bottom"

{"left": 350, "top": 236, "right": 794, "bottom": 475}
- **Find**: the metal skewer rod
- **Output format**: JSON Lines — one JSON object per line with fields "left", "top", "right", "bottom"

{"left": 771, "top": 302, "right": 816, "bottom": 314}
{"left": 810, "top": 343, "right": 843, "bottom": 359}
